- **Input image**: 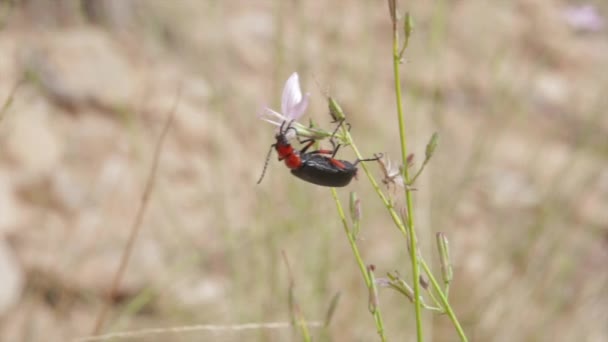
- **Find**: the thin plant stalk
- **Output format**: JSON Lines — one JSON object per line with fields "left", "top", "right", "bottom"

{"left": 389, "top": 8, "right": 424, "bottom": 342}
{"left": 281, "top": 251, "right": 312, "bottom": 342}
{"left": 92, "top": 91, "right": 179, "bottom": 334}
{"left": 330, "top": 189, "right": 386, "bottom": 342}
{"left": 387, "top": 1, "right": 468, "bottom": 340}
{"left": 419, "top": 262, "right": 468, "bottom": 341}
{"left": 338, "top": 121, "right": 467, "bottom": 340}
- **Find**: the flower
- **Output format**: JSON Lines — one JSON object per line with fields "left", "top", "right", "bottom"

{"left": 258, "top": 72, "right": 340, "bottom": 141}
{"left": 259, "top": 72, "right": 310, "bottom": 131}
{"left": 562, "top": 4, "right": 604, "bottom": 32}
{"left": 377, "top": 154, "right": 404, "bottom": 188}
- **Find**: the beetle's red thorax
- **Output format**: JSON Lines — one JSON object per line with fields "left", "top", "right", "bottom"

{"left": 275, "top": 143, "right": 302, "bottom": 169}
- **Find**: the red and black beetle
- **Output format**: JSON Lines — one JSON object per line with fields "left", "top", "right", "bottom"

{"left": 257, "top": 121, "right": 380, "bottom": 187}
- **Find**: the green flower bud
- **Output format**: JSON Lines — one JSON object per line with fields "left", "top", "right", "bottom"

{"left": 436, "top": 232, "right": 453, "bottom": 285}
{"left": 328, "top": 96, "right": 346, "bottom": 122}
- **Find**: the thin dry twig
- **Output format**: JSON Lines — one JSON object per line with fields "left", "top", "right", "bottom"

{"left": 91, "top": 89, "right": 180, "bottom": 334}
{"left": 281, "top": 250, "right": 312, "bottom": 342}
{"left": 77, "top": 321, "right": 324, "bottom": 342}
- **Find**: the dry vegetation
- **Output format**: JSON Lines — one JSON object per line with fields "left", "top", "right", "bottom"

{"left": 0, "top": 0, "right": 607, "bottom": 341}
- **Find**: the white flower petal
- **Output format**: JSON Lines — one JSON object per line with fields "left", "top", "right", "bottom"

{"left": 258, "top": 107, "right": 285, "bottom": 122}
{"left": 289, "top": 93, "right": 310, "bottom": 120}
{"left": 258, "top": 72, "right": 310, "bottom": 129}
{"left": 281, "top": 72, "right": 308, "bottom": 120}
{"left": 260, "top": 118, "right": 282, "bottom": 126}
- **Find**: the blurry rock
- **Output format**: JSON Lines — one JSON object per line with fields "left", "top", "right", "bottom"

{"left": 576, "top": 170, "right": 608, "bottom": 227}
{"left": 228, "top": 11, "right": 274, "bottom": 69}
{"left": 4, "top": 105, "right": 62, "bottom": 174}
{"left": 14, "top": 163, "right": 90, "bottom": 218}
{"left": 22, "top": 28, "right": 137, "bottom": 111}
{"left": 0, "top": 238, "right": 24, "bottom": 316}
{"left": 19, "top": 0, "right": 82, "bottom": 27}
{"left": 171, "top": 275, "right": 226, "bottom": 309}
{"left": 487, "top": 168, "right": 540, "bottom": 208}
{"left": 0, "top": 172, "right": 24, "bottom": 234}
{"left": 171, "top": 102, "right": 212, "bottom": 149}
{"left": 82, "top": 0, "right": 136, "bottom": 32}
{"left": 48, "top": 169, "right": 88, "bottom": 214}
{"left": 533, "top": 72, "right": 569, "bottom": 109}
{"left": 76, "top": 238, "right": 164, "bottom": 294}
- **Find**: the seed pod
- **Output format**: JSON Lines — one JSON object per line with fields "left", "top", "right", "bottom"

{"left": 425, "top": 132, "right": 439, "bottom": 161}
{"left": 436, "top": 232, "right": 453, "bottom": 285}
{"left": 367, "top": 265, "right": 379, "bottom": 313}
{"left": 328, "top": 96, "right": 346, "bottom": 122}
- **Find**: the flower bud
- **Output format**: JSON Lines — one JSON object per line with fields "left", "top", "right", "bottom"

{"left": 407, "top": 153, "right": 415, "bottom": 167}
{"left": 324, "top": 292, "right": 341, "bottom": 327}
{"left": 328, "top": 96, "right": 346, "bottom": 122}
{"left": 387, "top": 0, "right": 397, "bottom": 25}
{"left": 425, "top": 132, "right": 439, "bottom": 161}
{"left": 419, "top": 275, "right": 429, "bottom": 290}
{"left": 387, "top": 271, "right": 415, "bottom": 302}
{"left": 349, "top": 192, "right": 361, "bottom": 223}
{"left": 436, "top": 232, "right": 453, "bottom": 285}
{"left": 404, "top": 12, "right": 414, "bottom": 41}
{"left": 367, "top": 265, "right": 379, "bottom": 313}
{"left": 349, "top": 192, "right": 362, "bottom": 238}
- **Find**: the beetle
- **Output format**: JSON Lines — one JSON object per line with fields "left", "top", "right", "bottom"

{"left": 257, "top": 120, "right": 380, "bottom": 187}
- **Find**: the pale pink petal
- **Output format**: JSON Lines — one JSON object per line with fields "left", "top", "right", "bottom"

{"left": 281, "top": 73, "right": 301, "bottom": 115}
{"left": 281, "top": 72, "right": 308, "bottom": 121}
{"left": 258, "top": 107, "right": 285, "bottom": 122}
{"left": 258, "top": 72, "right": 309, "bottom": 128}
{"left": 289, "top": 92, "right": 310, "bottom": 120}
{"left": 260, "top": 118, "right": 282, "bottom": 126}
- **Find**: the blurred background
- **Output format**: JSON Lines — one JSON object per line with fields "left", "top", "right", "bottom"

{"left": 0, "top": 0, "right": 607, "bottom": 341}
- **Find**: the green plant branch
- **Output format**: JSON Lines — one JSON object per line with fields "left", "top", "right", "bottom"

{"left": 409, "top": 158, "right": 430, "bottom": 185}
{"left": 420, "top": 261, "right": 467, "bottom": 341}
{"left": 388, "top": 9, "right": 424, "bottom": 342}
{"left": 391, "top": 10, "right": 470, "bottom": 340}
{"left": 322, "top": 4, "right": 467, "bottom": 340}
{"left": 330, "top": 189, "right": 386, "bottom": 342}
{"left": 281, "top": 251, "right": 312, "bottom": 342}
{"left": 340, "top": 121, "right": 468, "bottom": 341}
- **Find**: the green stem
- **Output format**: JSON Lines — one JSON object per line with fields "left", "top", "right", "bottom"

{"left": 409, "top": 159, "right": 429, "bottom": 186}
{"left": 343, "top": 126, "right": 468, "bottom": 341}
{"left": 390, "top": 13, "right": 424, "bottom": 342}
{"left": 296, "top": 315, "right": 312, "bottom": 342}
{"left": 420, "top": 261, "right": 468, "bottom": 341}
{"left": 330, "top": 189, "right": 386, "bottom": 342}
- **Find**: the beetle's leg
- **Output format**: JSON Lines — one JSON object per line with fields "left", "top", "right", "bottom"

{"left": 299, "top": 139, "right": 317, "bottom": 154}
{"left": 330, "top": 144, "right": 342, "bottom": 158}
{"left": 329, "top": 120, "right": 344, "bottom": 141}
{"left": 353, "top": 153, "right": 384, "bottom": 166}
{"left": 326, "top": 119, "right": 349, "bottom": 157}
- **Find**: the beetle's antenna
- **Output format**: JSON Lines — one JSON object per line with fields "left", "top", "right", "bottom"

{"left": 257, "top": 144, "right": 276, "bottom": 184}
{"left": 281, "top": 119, "right": 297, "bottom": 139}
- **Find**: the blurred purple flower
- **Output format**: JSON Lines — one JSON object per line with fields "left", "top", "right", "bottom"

{"left": 562, "top": 4, "right": 604, "bottom": 32}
